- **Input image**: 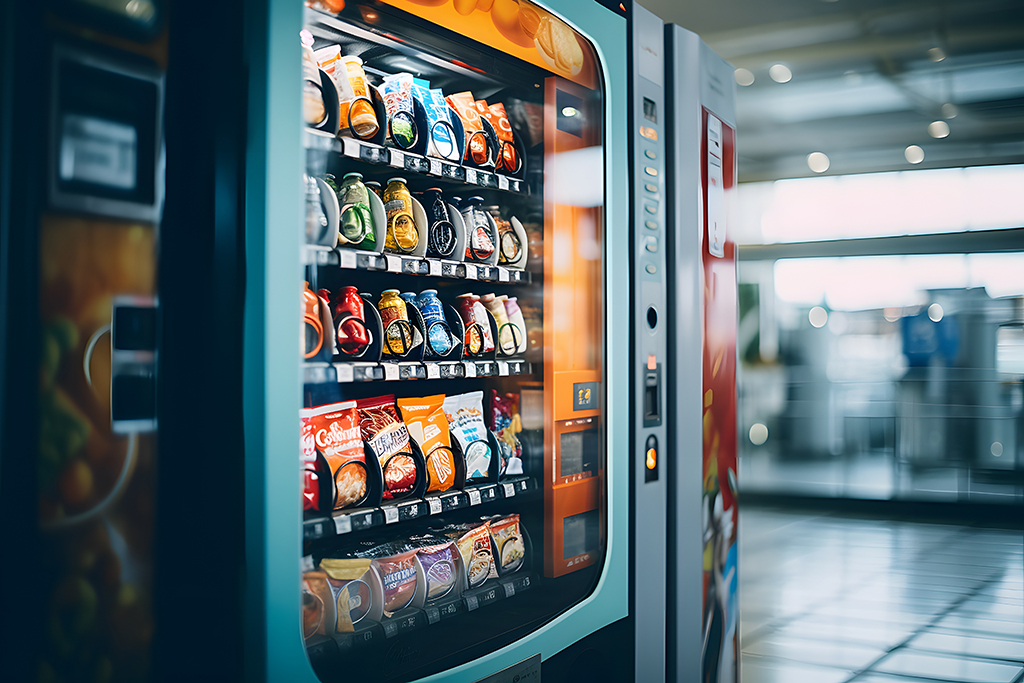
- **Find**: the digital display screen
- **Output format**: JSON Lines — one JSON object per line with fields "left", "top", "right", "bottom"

{"left": 643, "top": 97, "right": 657, "bottom": 124}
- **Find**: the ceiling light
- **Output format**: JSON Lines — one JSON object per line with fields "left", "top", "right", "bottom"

{"left": 928, "top": 120, "right": 950, "bottom": 138}
{"left": 928, "top": 303, "right": 944, "bottom": 322}
{"left": 735, "top": 68, "right": 755, "bottom": 86}
{"left": 941, "top": 103, "right": 958, "bottom": 119}
{"left": 561, "top": 106, "right": 578, "bottom": 117}
{"left": 905, "top": 145, "right": 925, "bottom": 164}
{"left": 749, "top": 423, "right": 769, "bottom": 446}
{"left": 809, "top": 306, "right": 828, "bottom": 328}
{"left": 807, "top": 152, "right": 830, "bottom": 173}
{"left": 769, "top": 64, "right": 792, "bottom": 83}
{"left": 928, "top": 47, "right": 946, "bottom": 62}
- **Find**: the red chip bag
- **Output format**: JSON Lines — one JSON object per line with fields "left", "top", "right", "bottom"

{"left": 301, "top": 401, "right": 369, "bottom": 510}
{"left": 357, "top": 395, "right": 418, "bottom": 499}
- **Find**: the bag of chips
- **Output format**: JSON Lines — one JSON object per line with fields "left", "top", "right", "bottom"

{"left": 446, "top": 91, "right": 489, "bottom": 165}
{"left": 302, "top": 571, "right": 335, "bottom": 640}
{"left": 357, "top": 395, "right": 418, "bottom": 500}
{"left": 320, "top": 558, "right": 384, "bottom": 631}
{"left": 490, "top": 390, "right": 524, "bottom": 477}
{"left": 406, "top": 535, "right": 462, "bottom": 603}
{"left": 397, "top": 394, "right": 457, "bottom": 493}
{"left": 480, "top": 100, "right": 518, "bottom": 172}
{"left": 442, "top": 391, "right": 493, "bottom": 482}
{"left": 382, "top": 72, "right": 416, "bottom": 148}
{"left": 489, "top": 514, "right": 526, "bottom": 575}
{"left": 300, "top": 401, "right": 368, "bottom": 510}
{"left": 436, "top": 521, "right": 497, "bottom": 589}
{"left": 350, "top": 543, "right": 423, "bottom": 616}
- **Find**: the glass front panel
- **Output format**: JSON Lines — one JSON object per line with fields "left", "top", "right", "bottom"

{"left": 297, "top": 1, "right": 606, "bottom": 679}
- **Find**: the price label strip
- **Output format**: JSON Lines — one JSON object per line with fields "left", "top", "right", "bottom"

{"left": 465, "top": 168, "right": 478, "bottom": 185}
{"left": 383, "top": 506, "right": 399, "bottom": 524}
{"left": 382, "top": 363, "right": 399, "bottom": 381}
{"left": 468, "top": 489, "right": 482, "bottom": 506}
{"left": 426, "top": 363, "right": 440, "bottom": 379}
{"left": 389, "top": 149, "right": 405, "bottom": 168}
{"left": 427, "top": 497, "right": 442, "bottom": 514}
{"left": 429, "top": 158, "right": 443, "bottom": 176}
{"left": 428, "top": 260, "right": 442, "bottom": 277}
{"left": 502, "top": 580, "right": 516, "bottom": 598}
{"left": 497, "top": 175, "right": 509, "bottom": 191}
{"left": 503, "top": 482, "right": 515, "bottom": 498}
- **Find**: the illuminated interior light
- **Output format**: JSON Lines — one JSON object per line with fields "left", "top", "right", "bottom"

{"left": 809, "top": 306, "right": 828, "bottom": 328}
{"left": 905, "top": 145, "right": 925, "bottom": 164}
{"left": 769, "top": 64, "right": 792, "bottom": 83}
{"left": 646, "top": 448, "right": 657, "bottom": 470}
{"left": 928, "top": 47, "right": 946, "bottom": 62}
{"left": 941, "top": 103, "right": 958, "bottom": 119}
{"left": 735, "top": 68, "right": 755, "bottom": 86}
{"left": 807, "top": 152, "right": 830, "bottom": 173}
{"left": 928, "top": 303, "right": 944, "bottom": 322}
{"left": 991, "top": 442, "right": 1004, "bottom": 457}
{"left": 561, "top": 106, "right": 579, "bottom": 118}
{"left": 928, "top": 120, "right": 950, "bottom": 138}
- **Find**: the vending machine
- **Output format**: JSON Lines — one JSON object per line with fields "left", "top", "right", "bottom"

{"left": 242, "top": 0, "right": 637, "bottom": 681}
{"left": 664, "top": 23, "right": 739, "bottom": 683}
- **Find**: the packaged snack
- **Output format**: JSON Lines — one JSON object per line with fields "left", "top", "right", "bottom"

{"left": 503, "top": 296, "right": 529, "bottom": 355}
{"left": 302, "top": 571, "right": 336, "bottom": 640}
{"left": 340, "top": 56, "right": 379, "bottom": 138}
{"left": 300, "top": 400, "right": 368, "bottom": 510}
{"left": 357, "top": 395, "right": 418, "bottom": 499}
{"left": 489, "top": 514, "right": 526, "bottom": 575}
{"left": 320, "top": 558, "right": 382, "bottom": 631}
{"left": 481, "top": 293, "right": 516, "bottom": 355}
{"left": 397, "top": 395, "right": 457, "bottom": 493}
{"left": 411, "top": 79, "right": 458, "bottom": 161}
{"left": 352, "top": 544, "right": 421, "bottom": 615}
{"left": 406, "top": 535, "right": 461, "bottom": 602}
{"left": 490, "top": 389, "right": 524, "bottom": 476}
{"left": 382, "top": 72, "right": 416, "bottom": 148}
{"left": 455, "top": 293, "right": 495, "bottom": 355}
{"left": 442, "top": 391, "right": 493, "bottom": 482}
{"left": 446, "top": 91, "right": 489, "bottom": 165}
{"left": 302, "top": 32, "right": 326, "bottom": 126}
{"left": 487, "top": 101, "right": 518, "bottom": 172}
{"left": 437, "top": 521, "right": 497, "bottom": 589}
{"left": 461, "top": 196, "right": 496, "bottom": 262}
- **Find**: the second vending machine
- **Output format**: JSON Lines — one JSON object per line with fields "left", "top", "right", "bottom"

{"left": 243, "top": 0, "right": 632, "bottom": 681}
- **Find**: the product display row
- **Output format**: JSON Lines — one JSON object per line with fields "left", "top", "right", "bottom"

{"left": 302, "top": 31, "right": 525, "bottom": 176}
{"left": 301, "top": 389, "right": 524, "bottom": 516}
{"left": 302, "top": 513, "right": 529, "bottom": 643}
{"left": 306, "top": 173, "right": 528, "bottom": 272}
{"left": 304, "top": 284, "right": 532, "bottom": 364}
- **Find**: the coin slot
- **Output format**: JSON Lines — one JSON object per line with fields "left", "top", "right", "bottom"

{"left": 646, "top": 306, "right": 657, "bottom": 329}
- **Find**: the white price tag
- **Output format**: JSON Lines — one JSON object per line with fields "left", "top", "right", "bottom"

{"left": 426, "top": 363, "right": 440, "bottom": 379}
{"left": 334, "top": 514, "right": 352, "bottom": 535}
{"left": 385, "top": 254, "right": 402, "bottom": 272}
{"left": 429, "top": 158, "right": 443, "bottom": 175}
{"left": 383, "top": 363, "right": 399, "bottom": 381}
{"left": 427, "top": 497, "right": 442, "bottom": 514}
{"left": 503, "top": 483, "right": 515, "bottom": 498}
{"left": 390, "top": 149, "right": 405, "bottom": 167}
{"left": 465, "top": 168, "right": 478, "bottom": 185}
{"left": 465, "top": 264, "right": 478, "bottom": 280}
{"left": 464, "top": 362, "right": 477, "bottom": 378}
{"left": 342, "top": 137, "right": 360, "bottom": 157}
{"left": 468, "top": 489, "right": 482, "bottom": 506}
{"left": 502, "top": 581, "right": 515, "bottom": 598}
{"left": 429, "top": 260, "right": 442, "bottom": 276}
{"left": 384, "top": 506, "right": 399, "bottom": 524}
{"left": 301, "top": 555, "right": 315, "bottom": 572}
{"left": 498, "top": 175, "right": 509, "bottom": 191}
{"left": 335, "top": 363, "right": 354, "bottom": 383}
{"left": 498, "top": 268, "right": 510, "bottom": 283}
{"left": 497, "top": 361, "right": 510, "bottom": 376}
{"left": 339, "top": 249, "right": 357, "bottom": 269}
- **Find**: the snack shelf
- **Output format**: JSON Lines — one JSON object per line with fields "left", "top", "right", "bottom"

{"left": 303, "top": 359, "right": 532, "bottom": 384}
{"left": 303, "top": 244, "right": 533, "bottom": 284}
{"left": 302, "top": 476, "right": 532, "bottom": 544}
{"left": 305, "top": 128, "right": 527, "bottom": 195}
{"left": 305, "top": 571, "right": 536, "bottom": 662}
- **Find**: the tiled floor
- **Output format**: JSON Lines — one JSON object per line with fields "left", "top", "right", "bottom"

{"left": 739, "top": 508, "right": 1024, "bottom": 683}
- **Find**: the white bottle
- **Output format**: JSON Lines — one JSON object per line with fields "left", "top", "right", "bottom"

{"left": 502, "top": 296, "right": 528, "bottom": 356}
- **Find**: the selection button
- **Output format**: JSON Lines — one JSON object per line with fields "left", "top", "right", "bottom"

{"left": 644, "top": 166, "right": 658, "bottom": 177}
{"left": 644, "top": 220, "right": 658, "bottom": 230}
{"left": 643, "top": 236, "right": 658, "bottom": 253}
{"left": 644, "top": 149, "right": 657, "bottom": 160}
{"left": 645, "top": 183, "right": 658, "bottom": 193}
{"left": 645, "top": 263, "right": 657, "bottom": 274}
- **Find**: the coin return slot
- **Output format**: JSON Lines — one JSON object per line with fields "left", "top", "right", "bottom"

{"left": 643, "top": 368, "right": 661, "bottom": 428}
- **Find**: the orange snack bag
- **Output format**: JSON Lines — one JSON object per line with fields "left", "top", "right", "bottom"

{"left": 446, "top": 91, "right": 489, "bottom": 165}
{"left": 480, "top": 101, "right": 518, "bottom": 172}
{"left": 397, "top": 394, "right": 457, "bottom": 493}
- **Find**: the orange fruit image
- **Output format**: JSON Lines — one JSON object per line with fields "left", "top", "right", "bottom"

{"left": 490, "top": 0, "right": 534, "bottom": 48}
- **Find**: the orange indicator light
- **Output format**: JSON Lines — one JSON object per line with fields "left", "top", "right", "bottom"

{"left": 640, "top": 126, "right": 658, "bottom": 141}
{"left": 646, "top": 448, "right": 657, "bottom": 470}
{"left": 647, "top": 354, "right": 656, "bottom": 370}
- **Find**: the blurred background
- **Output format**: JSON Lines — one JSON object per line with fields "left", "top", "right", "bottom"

{"left": 650, "top": 0, "right": 1024, "bottom": 507}
{"left": 646, "top": 1, "right": 1024, "bottom": 681}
